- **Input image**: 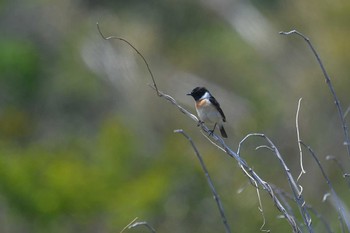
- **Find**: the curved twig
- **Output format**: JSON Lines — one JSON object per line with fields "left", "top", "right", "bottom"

{"left": 128, "top": 221, "right": 156, "bottom": 233}
{"left": 280, "top": 30, "right": 350, "bottom": 159}
{"left": 120, "top": 217, "right": 156, "bottom": 233}
{"left": 244, "top": 134, "right": 313, "bottom": 232}
{"left": 175, "top": 129, "right": 232, "bottom": 233}
{"left": 300, "top": 141, "right": 350, "bottom": 232}
{"left": 326, "top": 155, "right": 350, "bottom": 187}
{"left": 120, "top": 217, "right": 139, "bottom": 233}
{"left": 272, "top": 185, "right": 333, "bottom": 233}
{"left": 96, "top": 22, "right": 160, "bottom": 96}
{"left": 296, "top": 98, "right": 306, "bottom": 181}
{"left": 98, "top": 24, "right": 304, "bottom": 232}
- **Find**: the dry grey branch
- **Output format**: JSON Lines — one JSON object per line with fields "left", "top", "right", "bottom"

{"left": 175, "top": 129, "right": 232, "bottom": 233}
{"left": 128, "top": 221, "right": 157, "bottom": 233}
{"left": 120, "top": 217, "right": 138, "bottom": 233}
{"left": 120, "top": 217, "right": 156, "bottom": 233}
{"left": 300, "top": 141, "right": 350, "bottom": 232}
{"left": 255, "top": 182, "right": 270, "bottom": 232}
{"left": 97, "top": 24, "right": 310, "bottom": 233}
{"left": 296, "top": 98, "right": 306, "bottom": 181}
{"left": 326, "top": 155, "right": 350, "bottom": 187}
{"left": 272, "top": 185, "right": 333, "bottom": 233}
{"left": 239, "top": 134, "right": 313, "bottom": 233}
{"left": 96, "top": 22, "right": 160, "bottom": 96}
{"left": 273, "top": 187, "right": 298, "bottom": 223}
{"left": 344, "top": 105, "right": 350, "bottom": 119}
{"left": 238, "top": 162, "right": 270, "bottom": 232}
{"left": 280, "top": 29, "right": 350, "bottom": 160}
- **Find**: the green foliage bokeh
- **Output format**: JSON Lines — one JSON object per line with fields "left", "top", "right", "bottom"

{"left": 0, "top": 0, "right": 349, "bottom": 232}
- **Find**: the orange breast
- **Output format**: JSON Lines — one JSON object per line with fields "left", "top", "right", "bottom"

{"left": 196, "top": 99, "right": 210, "bottom": 108}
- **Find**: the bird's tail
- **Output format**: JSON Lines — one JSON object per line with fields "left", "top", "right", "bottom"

{"left": 220, "top": 125, "right": 228, "bottom": 138}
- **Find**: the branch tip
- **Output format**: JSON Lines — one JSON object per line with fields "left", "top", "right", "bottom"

{"left": 280, "top": 28, "right": 350, "bottom": 158}
{"left": 96, "top": 22, "right": 160, "bottom": 96}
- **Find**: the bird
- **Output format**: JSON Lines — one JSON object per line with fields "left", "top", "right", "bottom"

{"left": 187, "top": 87, "right": 228, "bottom": 138}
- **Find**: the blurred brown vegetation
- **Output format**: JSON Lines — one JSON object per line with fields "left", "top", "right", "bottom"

{"left": 0, "top": 0, "right": 350, "bottom": 232}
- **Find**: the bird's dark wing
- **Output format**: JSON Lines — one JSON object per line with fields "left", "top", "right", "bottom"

{"left": 209, "top": 96, "right": 226, "bottom": 122}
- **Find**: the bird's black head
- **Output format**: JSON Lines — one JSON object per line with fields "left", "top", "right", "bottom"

{"left": 187, "top": 87, "right": 208, "bottom": 101}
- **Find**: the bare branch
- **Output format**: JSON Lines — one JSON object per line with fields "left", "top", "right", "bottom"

{"left": 175, "top": 129, "right": 232, "bottom": 233}
{"left": 256, "top": 185, "right": 270, "bottom": 232}
{"left": 96, "top": 22, "right": 160, "bottom": 96}
{"left": 326, "top": 155, "right": 350, "bottom": 187}
{"left": 325, "top": 155, "right": 344, "bottom": 172}
{"left": 300, "top": 141, "right": 350, "bottom": 232}
{"left": 237, "top": 133, "right": 264, "bottom": 155}
{"left": 258, "top": 135, "right": 313, "bottom": 232}
{"left": 322, "top": 193, "right": 331, "bottom": 202}
{"left": 157, "top": 91, "right": 305, "bottom": 232}
{"left": 280, "top": 29, "right": 350, "bottom": 159}
{"left": 128, "top": 221, "right": 157, "bottom": 233}
{"left": 98, "top": 25, "right": 305, "bottom": 232}
{"left": 237, "top": 133, "right": 313, "bottom": 232}
{"left": 296, "top": 98, "right": 306, "bottom": 181}
{"left": 272, "top": 186, "right": 333, "bottom": 233}
{"left": 273, "top": 187, "right": 298, "bottom": 222}
{"left": 149, "top": 85, "right": 199, "bottom": 122}
{"left": 120, "top": 217, "right": 156, "bottom": 233}
{"left": 239, "top": 164, "right": 270, "bottom": 232}
{"left": 255, "top": 145, "right": 274, "bottom": 151}
{"left": 120, "top": 217, "right": 139, "bottom": 233}
{"left": 344, "top": 105, "right": 350, "bottom": 119}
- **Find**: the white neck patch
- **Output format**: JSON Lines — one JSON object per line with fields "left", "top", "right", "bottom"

{"left": 200, "top": 91, "right": 211, "bottom": 100}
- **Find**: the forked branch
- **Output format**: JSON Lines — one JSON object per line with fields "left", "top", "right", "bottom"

{"left": 98, "top": 23, "right": 311, "bottom": 233}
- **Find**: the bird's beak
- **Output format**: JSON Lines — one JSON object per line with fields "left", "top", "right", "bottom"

{"left": 186, "top": 93, "right": 192, "bottom": 96}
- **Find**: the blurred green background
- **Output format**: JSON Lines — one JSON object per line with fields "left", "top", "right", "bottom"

{"left": 1, "top": 0, "right": 350, "bottom": 232}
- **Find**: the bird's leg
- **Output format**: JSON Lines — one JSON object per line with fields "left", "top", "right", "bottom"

{"left": 197, "top": 120, "right": 204, "bottom": 127}
{"left": 209, "top": 123, "right": 217, "bottom": 136}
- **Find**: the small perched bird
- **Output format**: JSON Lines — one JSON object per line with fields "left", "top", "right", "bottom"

{"left": 187, "top": 87, "right": 228, "bottom": 138}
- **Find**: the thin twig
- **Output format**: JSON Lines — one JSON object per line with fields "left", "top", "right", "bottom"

{"left": 176, "top": 109, "right": 303, "bottom": 232}
{"left": 325, "top": 155, "right": 345, "bottom": 173}
{"left": 322, "top": 193, "right": 331, "bottom": 202}
{"left": 201, "top": 130, "right": 226, "bottom": 152}
{"left": 239, "top": 164, "right": 270, "bottom": 232}
{"left": 120, "top": 217, "right": 156, "bottom": 233}
{"left": 300, "top": 141, "right": 350, "bottom": 232}
{"left": 255, "top": 145, "right": 274, "bottom": 151}
{"left": 325, "top": 155, "right": 350, "bottom": 187}
{"left": 261, "top": 135, "right": 313, "bottom": 232}
{"left": 239, "top": 134, "right": 313, "bottom": 232}
{"left": 175, "top": 129, "right": 232, "bottom": 233}
{"left": 98, "top": 25, "right": 303, "bottom": 232}
{"left": 273, "top": 187, "right": 298, "bottom": 222}
{"left": 148, "top": 84, "right": 199, "bottom": 122}
{"left": 272, "top": 185, "right": 333, "bottom": 233}
{"left": 170, "top": 79, "right": 303, "bottom": 229}
{"left": 128, "top": 221, "right": 157, "bottom": 233}
{"left": 120, "top": 217, "right": 139, "bottom": 233}
{"left": 280, "top": 29, "right": 350, "bottom": 159}
{"left": 256, "top": 182, "right": 270, "bottom": 232}
{"left": 296, "top": 98, "right": 306, "bottom": 181}
{"left": 96, "top": 22, "right": 160, "bottom": 96}
{"left": 344, "top": 105, "right": 350, "bottom": 119}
